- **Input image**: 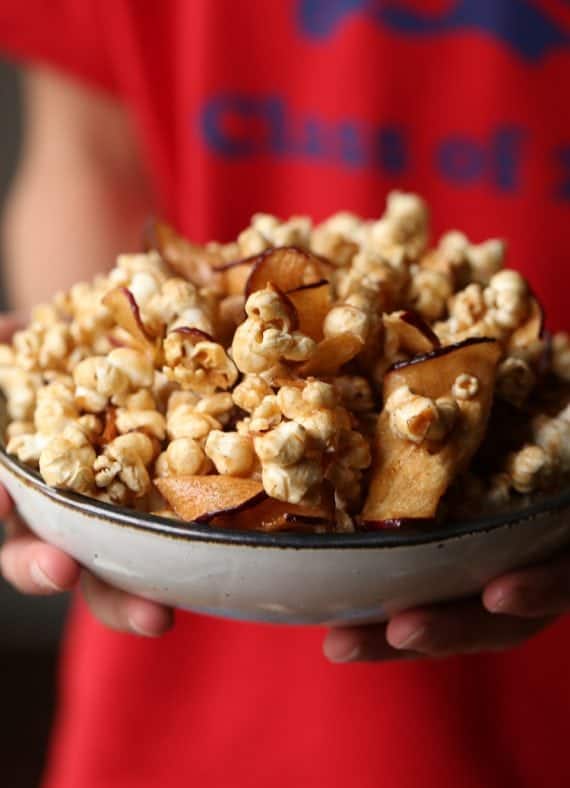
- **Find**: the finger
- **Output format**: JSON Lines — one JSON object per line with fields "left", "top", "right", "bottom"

{"left": 0, "top": 517, "right": 80, "bottom": 594}
{"left": 80, "top": 571, "right": 174, "bottom": 637}
{"left": 323, "top": 623, "right": 420, "bottom": 663}
{"left": 0, "top": 485, "right": 14, "bottom": 520}
{"left": 385, "top": 599, "right": 552, "bottom": 657}
{"left": 483, "top": 552, "right": 570, "bottom": 618}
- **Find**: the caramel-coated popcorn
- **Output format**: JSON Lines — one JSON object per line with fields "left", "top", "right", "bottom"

{"left": 1, "top": 191, "right": 568, "bottom": 532}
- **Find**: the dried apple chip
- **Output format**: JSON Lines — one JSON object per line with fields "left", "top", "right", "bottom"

{"left": 216, "top": 294, "right": 246, "bottom": 345}
{"left": 362, "top": 338, "right": 501, "bottom": 523}
{"left": 213, "top": 258, "right": 257, "bottom": 296}
{"left": 298, "top": 333, "right": 364, "bottom": 377}
{"left": 383, "top": 310, "right": 440, "bottom": 356}
{"left": 211, "top": 498, "right": 333, "bottom": 532}
{"left": 145, "top": 220, "right": 225, "bottom": 292}
{"left": 154, "top": 476, "right": 265, "bottom": 523}
{"left": 287, "top": 281, "right": 332, "bottom": 342}
{"left": 245, "top": 247, "right": 328, "bottom": 297}
{"left": 102, "top": 287, "right": 158, "bottom": 356}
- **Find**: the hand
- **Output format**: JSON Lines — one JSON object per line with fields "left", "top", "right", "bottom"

{"left": 322, "top": 551, "right": 570, "bottom": 663}
{"left": 0, "top": 313, "right": 173, "bottom": 637}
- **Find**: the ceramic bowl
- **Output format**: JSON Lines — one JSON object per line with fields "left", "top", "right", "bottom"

{"left": 1, "top": 434, "right": 570, "bottom": 625}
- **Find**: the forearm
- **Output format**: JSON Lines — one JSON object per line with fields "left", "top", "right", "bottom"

{"left": 1, "top": 69, "right": 154, "bottom": 312}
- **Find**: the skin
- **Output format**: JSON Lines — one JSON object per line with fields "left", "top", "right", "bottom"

{"left": 1, "top": 69, "right": 569, "bottom": 655}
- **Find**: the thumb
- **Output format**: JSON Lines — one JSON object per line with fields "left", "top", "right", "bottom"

{"left": 0, "top": 312, "right": 26, "bottom": 343}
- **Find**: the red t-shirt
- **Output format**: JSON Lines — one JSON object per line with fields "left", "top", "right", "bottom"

{"left": 2, "top": 2, "right": 570, "bottom": 786}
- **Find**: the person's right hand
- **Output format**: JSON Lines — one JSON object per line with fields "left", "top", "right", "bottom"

{"left": 0, "top": 314, "right": 173, "bottom": 637}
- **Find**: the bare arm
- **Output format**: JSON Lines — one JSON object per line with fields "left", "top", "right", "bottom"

{"left": 3, "top": 67, "right": 154, "bottom": 310}
{"left": 0, "top": 68, "right": 173, "bottom": 637}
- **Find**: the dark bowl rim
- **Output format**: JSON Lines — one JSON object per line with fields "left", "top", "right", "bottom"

{"left": 1, "top": 444, "right": 569, "bottom": 549}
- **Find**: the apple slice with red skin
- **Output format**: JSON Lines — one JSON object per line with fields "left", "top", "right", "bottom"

{"left": 298, "top": 333, "right": 364, "bottom": 377}
{"left": 154, "top": 475, "right": 333, "bottom": 532}
{"left": 154, "top": 476, "right": 266, "bottom": 523}
{"left": 245, "top": 247, "right": 329, "bottom": 297}
{"left": 145, "top": 220, "right": 225, "bottom": 292}
{"left": 102, "top": 287, "right": 159, "bottom": 356}
{"left": 286, "top": 280, "right": 332, "bottom": 342}
{"left": 383, "top": 310, "right": 441, "bottom": 356}
{"left": 361, "top": 337, "right": 501, "bottom": 524}
{"left": 216, "top": 294, "right": 247, "bottom": 345}
{"left": 169, "top": 326, "right": 215, "bottom": 343}
{"left": 213, "top": 258, "right": 257, "bottom": 296}
{"left": 211, "top": 498, "right": 333, "bottom": 532}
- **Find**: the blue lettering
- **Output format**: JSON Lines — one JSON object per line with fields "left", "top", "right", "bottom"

{"left": 295, "top": 116, "right": 330, "bottom": 159}
{"left": 491, "top": 127, "right": 526, "bottom": 192}
{"left": 555, "top": 147, "right": 570, "bottom": 201}
{"left": 298, "top": 0, "right": 569, "bottom": 61}
{"left": 437, "top": 136, "right": 486, "bottom": 185}
{"left": 376, "top": 127, "right": 407, "bottom": 175}
{"left": 338, "top": 122, "right": 368, "bottom": 167}
{"left": 199, "top": 94, "right": 289, "bottom": 158}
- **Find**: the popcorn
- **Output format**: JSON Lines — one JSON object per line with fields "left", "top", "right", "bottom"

{"left": 531, "top": 408, "right": 570, "bottom": 473}
{"left": 368, "top": 191, "right": 429, "bottom": 260}
{"left": 552, "top": 333, "right": 570, "bottom": 382}
{"left": 155, "top": 438, "right": 210, "bottom": 477}
{"left": 232, "top": 288, "right": 316, "bottom": 375}
{"left": 311, "top": 212, "right": 361, "bottom": 267}
{"left": 249, "top": 395, "right": 283, "bottom": 433}
{"left": 428, "top": 231, "right": 505, "bottom": 286}
{"left": 0, "top": 194, "right": 566, "bottom": 534}
{"left": 13, "top": 323, "right": 73, "bottom": 372}
{"left": 34, "top": 381, "right": 79, "bottom": 435}
{"left": 0, "top": 368, "right": 42, "bottom": 421}
{"left": 261, "top": 459, "right": 323, "bottom": 505}
{"left": 205, "top": 431, "right": 256, "bottom": 477}
{"left": 385, "top": 386, "right": 458, "bottom": 444}
{"left": 323, "top": 304, "right": 371, "bottom": 344}
{"left": 94, "top": 433, "right": 156, "bottom": 497}
{"left": 505, "top": 445, "right": 552, "bottom": 495}
{"left": 163, "top": 331, "right": 238, "bottom": 393}
{"left": 238, "top": 213, "right": 312, "bottom": 256}
{"left": 39, "top": 426, "right": 96, "bottom": 493}
{"left": 232, "top": 376, "right": 273, "bottom": 413}
{"left": 115, "top": 407, "right": 166, "bottom": 441}
{"left": 484, "top": 270, "right": 528, "bottom": 330}
{"left": 326, "top": 429, "right": 371, "bottom": 507}
{"left": 333, "top": 376, "right": 375, "bottom": 413}
{"left": 452, "top": 374, "right": 479, "bottom": 401}
{"left": 407, "top": 268, "right": 452, "bottom": 322}
{"left": 253, "top": 422, "right": 307, "bottom": 467}
{"left": 496, "top": 357, "right": 536, "bottom": 407}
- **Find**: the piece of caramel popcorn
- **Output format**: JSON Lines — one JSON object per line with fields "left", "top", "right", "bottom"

{"left": 94, "top": 433, "right": 156, "bottom": 498}
{"left": 39, "top": 425, "right": 96, "bottom": 493}
{"left": 232, "top": 288, "right": 315, "bottom": 375}
{"left": 205, "top": 430, "right": 256, "bottom": 477}
{"left": 385, "top": 385, "right": 458, "bottom": 444}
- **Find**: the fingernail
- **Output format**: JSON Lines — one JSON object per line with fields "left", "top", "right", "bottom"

{"left": 127, "top": 611, "right": 163, "bottom": 638}
{"left": 391, "top": 626, "right": 426, "bottom": 650}
{"left": 323, "top": 635, "right": 360, "bottom": 663}
{"left": 30, "top": 561, "right": 63, "bottom": 592}
{"left": 486, "top": 591, "right": 508, "bottom": 613}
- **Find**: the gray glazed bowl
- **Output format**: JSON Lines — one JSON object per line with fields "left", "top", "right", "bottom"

{"left": 1, "top": 416, "right": 569, "bottom": 626}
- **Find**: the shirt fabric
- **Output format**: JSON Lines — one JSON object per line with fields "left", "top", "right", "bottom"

{"left": 1, "top": 2, "right": 570, "bottom": 786}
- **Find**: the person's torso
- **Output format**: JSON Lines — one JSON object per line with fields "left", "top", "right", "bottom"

{"left": 44, "top": 3, "right": 570, "bottom": 787}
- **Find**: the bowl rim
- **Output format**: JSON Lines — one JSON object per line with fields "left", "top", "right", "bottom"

{"left": 1, "top": 444, "right": 570, "bottom": 550}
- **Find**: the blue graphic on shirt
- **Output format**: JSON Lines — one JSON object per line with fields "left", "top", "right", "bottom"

{"left": 298, "top": 0, "right": 569, "bottom": 61}
{"left": 198, "top": 93, "right": 530, "bottom": 191}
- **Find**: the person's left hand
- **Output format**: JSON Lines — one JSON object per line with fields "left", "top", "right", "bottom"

{"left": 322, "top": 549, "right": 570, "bottom": 662}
